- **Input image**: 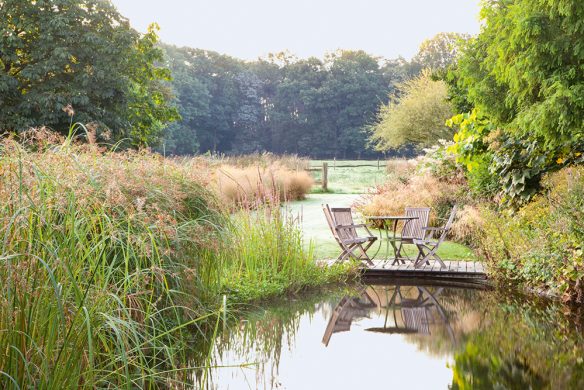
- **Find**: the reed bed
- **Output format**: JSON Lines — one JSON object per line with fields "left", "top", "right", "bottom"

{"left": 215, "top": 164, "right": 314, "bottom": 208}
{"left": 0, "top": 130, "right": 349, "bottom": 388}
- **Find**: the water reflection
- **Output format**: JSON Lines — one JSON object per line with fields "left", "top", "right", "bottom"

{"left": 204, "top": 282, "right": 584, "bottom": 389}
{"left": 323, "top": 285, "right": 456, "bottom": 347}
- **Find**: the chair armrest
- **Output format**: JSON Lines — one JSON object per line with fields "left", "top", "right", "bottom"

{"left": 335, "top": 223, "right": 367, "bottom": 229}
{"left": 335, "top": 224, "right": 376, "bottom": 239}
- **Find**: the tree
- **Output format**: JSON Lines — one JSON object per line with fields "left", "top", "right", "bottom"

{"left": 413, "top": 32, "right": 469, "bottom": 71}
{"left": 450, "top": 0, "right": 584, "bottom": 202}
{"left": 162, "top": 47, "right": 411, "bottom": 158}
{"left": 369, "top": 70, "right": 455, "bottom": 150}
{"left": 0, "top": 0, "right": 177, "bottom": 145}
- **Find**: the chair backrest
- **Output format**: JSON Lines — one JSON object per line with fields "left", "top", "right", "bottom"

{"left": 402, "top": 207, "right": 430, "bottom": 239}
{"left": 322, "top": 204, "right": 340, "bottom": 242}
{"left": 443, "top": 205, "right": 458, "bottom": 232}
{"left": 402, "top": 307, "right": 430, "bottom": 334}
{"left": 437, "top": 205, "right": 458, "bottom": 243}
{"left": 330, "top": 207, "right": 357, "bottom": 241}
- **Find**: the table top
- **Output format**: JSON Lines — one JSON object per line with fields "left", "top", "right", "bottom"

{"left": 365, "top": 215, "right": 419, "bottom": 221}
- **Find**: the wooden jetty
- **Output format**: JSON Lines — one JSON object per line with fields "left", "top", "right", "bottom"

{"left": 319, "top": 259, "right": 488, "bottom": 283}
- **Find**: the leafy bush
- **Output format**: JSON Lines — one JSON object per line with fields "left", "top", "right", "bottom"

{"left": 415, "top": 140, "right": 464, "bottom": 183}
{"left": 465, "top": 153, "right": 499, "bottom": 199}
{"left": 478, "top": 167, "right": 584, "bottom": 302}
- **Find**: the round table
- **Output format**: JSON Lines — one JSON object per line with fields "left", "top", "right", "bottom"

{"left": 365, "top": 216, "right": 418, "bottom": 266}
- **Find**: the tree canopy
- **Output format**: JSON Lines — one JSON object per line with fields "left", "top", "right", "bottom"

{"left": 369, "top": 70, "right": 455, "bottom": 150}
{"left": 412, "top": 32, "right": 469, "bottom": 71}
{"left": 0, "top": 0, "right": 177, "bottom": 145}
{"left": 161, "top": 46, "right": 416, "bottom": 158}
{"left": 449, "top": 0, "right": 584, "bottom": 202}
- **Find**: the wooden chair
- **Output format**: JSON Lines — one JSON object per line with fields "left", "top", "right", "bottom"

{"left": 413, "top": 205, "right": 458, "bottom": 269}
{"left": 322, "top": 204, "right": 377, "bottom": 266}
{"left": 395, "top": 207, "right": 430, "bottom": 261}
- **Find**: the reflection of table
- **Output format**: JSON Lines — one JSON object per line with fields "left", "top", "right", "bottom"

{"left": 322, "top": 284, "right": 456, "bottom": 346}
{"left": 366, "top": 216, "right": 418, "bottom": 266}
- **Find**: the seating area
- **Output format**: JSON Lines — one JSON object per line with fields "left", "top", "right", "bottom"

{"left": 323, "top": 203, "right": 458, "bottom": 270}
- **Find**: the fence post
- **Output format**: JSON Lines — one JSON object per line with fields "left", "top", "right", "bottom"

{"left": 333, "top": 157, "right": 336, "bottom": 170}
{"left": 377, "top": 158, "right": 380, "bottom": 170}
{"left": 322, "top": 162, "right": 328, "bottom": 192}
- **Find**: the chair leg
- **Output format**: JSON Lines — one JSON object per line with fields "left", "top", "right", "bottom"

{"left": 415, "top": 243, "right": 446, "bottom": 269}
{"left": 353, "top": 244, "right": 374, "bottom": 267}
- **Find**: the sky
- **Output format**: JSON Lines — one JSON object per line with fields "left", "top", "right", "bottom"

{"left": 111, "top": 0, "right": 481, "bottom": 61}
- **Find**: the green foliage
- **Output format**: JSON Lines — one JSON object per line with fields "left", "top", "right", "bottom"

{"left": 412, "top": 32, "right": 470, "bottom": 71}
{"left": 478, "top": 166, "right": 584, "bottom": 303}
{"left": 449, "top": 0, "right": 584, "bottom": 201}
{"left": 465, "top": 153, "right": 499, "bottom": 199}
{"left": 369, "top": 70, "right": 455, "bottom": 150}
{"left": 162, "top": 46, "right": 415, "bottom": 158}
{"left": 0, "top": 0, "right": 177, "bottom": 145}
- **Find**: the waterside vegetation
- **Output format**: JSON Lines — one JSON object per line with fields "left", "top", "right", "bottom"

{"left": 0, "top": 131, "right": 352, "bottom": 388}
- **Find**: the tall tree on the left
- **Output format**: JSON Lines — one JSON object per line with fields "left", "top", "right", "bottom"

{"left": 0, "top": 0, "right": 178, "bottom": 146}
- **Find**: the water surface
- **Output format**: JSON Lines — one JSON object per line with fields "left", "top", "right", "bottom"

{"left": 205, "top": 281, "right": 584, "bottom": 389}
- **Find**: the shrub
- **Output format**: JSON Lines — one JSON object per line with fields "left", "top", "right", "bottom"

{"left": 449, "top": 205, "right": 485, "bottom": 247}
{"left": 386, "top": 159, "right": 417, "bottom": 184}
{"left": 415, "top": 140, "right": 465, "bottom": 183}
{"left": 478, "top": 166, "right": 584, "bottom": 302}
{"left": 356, "top": 174, "right": 463, "bottom": 226}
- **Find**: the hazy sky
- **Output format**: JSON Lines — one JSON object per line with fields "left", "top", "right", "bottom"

{"left": 111, "top": 0, "right": 481, "bottom": 61}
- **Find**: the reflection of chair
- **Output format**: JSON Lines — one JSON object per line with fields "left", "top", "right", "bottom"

{"left": 414, "top": 205, "right": 458, "bottom": 269}
{"left": 322, "top": 205, "right": 377, "bottom": 266}
{"left": 364, "top": 286, "right": 455, "bottom": 345}
{"left": 322, "top": 289, "right": 376, "bottom": 346}
{"left": 323, "top": 285, "right": 457, "bottom": 346}
{"left": 396, "top": 207, "right": 430, "bottom": 261}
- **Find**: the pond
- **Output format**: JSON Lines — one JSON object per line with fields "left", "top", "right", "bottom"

{"left": 202, "top": 281, "right": 584, "bottom": 389}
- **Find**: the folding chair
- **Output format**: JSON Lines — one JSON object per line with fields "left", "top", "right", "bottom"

{"left": 413, "top": 205, "right": 458, "bottom": 269}
{"left": 395, "top": 207, "right": 430, "bottom": 262}
{"left": 322, "top": 204, "right": 377, "bottom": 266}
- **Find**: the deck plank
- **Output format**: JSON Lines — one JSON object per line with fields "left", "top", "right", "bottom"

{"left": 355, "top": 258, "right": 488, "bottom": 281}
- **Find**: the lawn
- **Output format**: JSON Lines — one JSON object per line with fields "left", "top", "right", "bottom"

{"left": 287, "top": 193, "right": 476, "bottom": 261}
{"left": 309, "top": 160, "right": 388, "bottom": 194}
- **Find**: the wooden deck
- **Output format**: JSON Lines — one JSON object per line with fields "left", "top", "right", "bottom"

{"left": 319, "top": 259, "right": 488, "bottom": 282}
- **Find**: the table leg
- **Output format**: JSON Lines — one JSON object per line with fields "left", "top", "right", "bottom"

{"left": 390, "top": 219, "right": 403, "bottom": 265}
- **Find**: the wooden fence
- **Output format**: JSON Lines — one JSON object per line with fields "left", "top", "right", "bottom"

{"left": 305, "top": 159, "right": 385, "bottom": 191}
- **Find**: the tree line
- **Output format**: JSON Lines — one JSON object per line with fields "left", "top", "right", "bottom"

{"left": 1, "top": 0, "right": 459, "bottom": 158}
{"left": 161, "top": 46, "right": 426, "bottom": 158}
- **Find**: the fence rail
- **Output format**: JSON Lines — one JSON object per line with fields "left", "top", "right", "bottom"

{"left": 305, "top": 160, "right": 385, "bottom": 191}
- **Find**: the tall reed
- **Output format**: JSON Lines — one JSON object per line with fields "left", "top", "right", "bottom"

{"left": 0, "top": 133, "right": 225, "bottom": 387}
{"left": 0, "top": 130, "right": 352, "bottom": 387}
